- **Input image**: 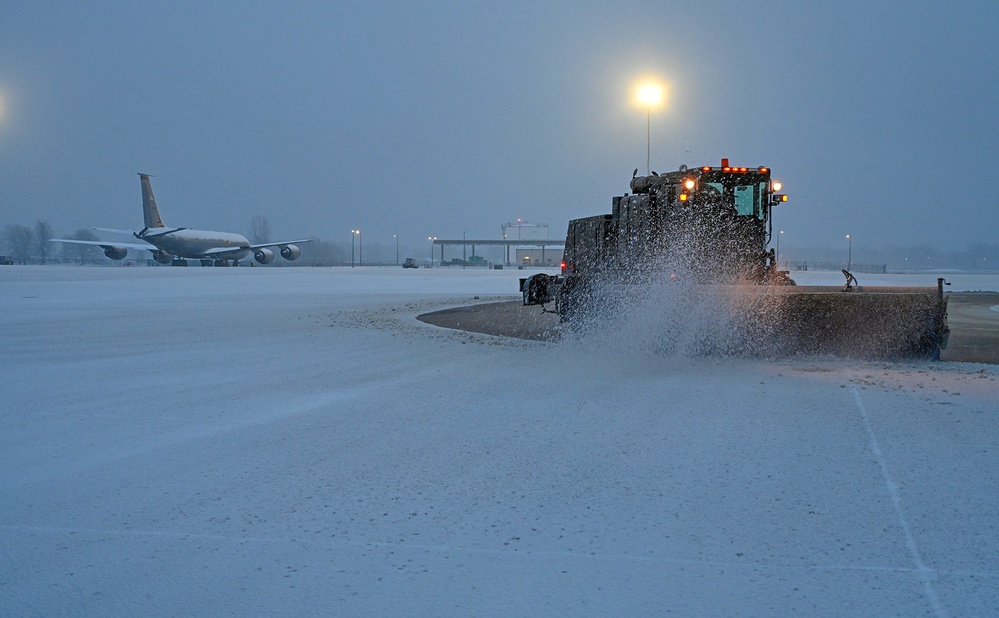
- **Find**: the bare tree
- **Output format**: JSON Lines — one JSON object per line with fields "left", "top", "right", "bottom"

{"left": 249, "top": 215, "right": 272, "bottom": 245}
{"left": 63, "top": 229, "right": 101, "bottom": 264}
{"left": 35, "top": 220, "right": 55, "bottom": 264}
{"left": 3, "top": 224, "right": 34, "bottom": 264}
{"left": 301, "top": 237, "right": 344, "bottom": 266}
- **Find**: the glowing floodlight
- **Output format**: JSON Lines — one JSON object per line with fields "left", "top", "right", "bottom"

{"left": 633, "top": 79, "right": 668, "bottom": 175}
{"left": 636, "top": 83, "right": 664, "bottom": 108}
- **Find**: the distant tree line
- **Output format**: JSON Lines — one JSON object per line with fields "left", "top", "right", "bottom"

{"left": 1, "top": 221, "right": 103, "bottom": 264}
{"left": 782, "top": 241, "right": 999, "bottom": 272}
{"left": 9, "top": 215, "right": 994, "bottom": 270}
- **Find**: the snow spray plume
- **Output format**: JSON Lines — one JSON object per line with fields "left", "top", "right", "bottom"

{"left": 557, "top": 231, "right": 786, "bottom": 369}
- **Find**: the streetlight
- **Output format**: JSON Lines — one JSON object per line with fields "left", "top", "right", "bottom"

{"left": 846, "top": 234, "right": 852, "bottom": 271}
{"left": 428, "top": 236, "right": 436, "bottom": 267}
{"left": 635, "top": 81, "right": 665, "bottom": 175}
{"left": 393, "top": 234, "right": 399, "bottom": 266}
{"left": 777, "top": 230, "right": 783, "bottom": 264}
{"left": 351, "top": 230, "right": 360, "bottom": 267}
{"left": 462, "top": 231, "right": 466, "bottom": 269}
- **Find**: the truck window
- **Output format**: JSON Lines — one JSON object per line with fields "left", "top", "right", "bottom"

{"left": 705, "top": 183, "right": 724, "bottom": 198}
{"left": 734, "top": 185, "right": 755, "bottom": 216}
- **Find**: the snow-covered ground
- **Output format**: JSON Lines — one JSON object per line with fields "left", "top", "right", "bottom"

{"left": 2, "top": 266, "right": 997, "bottom": 617}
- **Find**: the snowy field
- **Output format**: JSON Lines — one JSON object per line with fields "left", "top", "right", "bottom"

{"left": 2, "top": 265, "right": 998, "bottom": 617}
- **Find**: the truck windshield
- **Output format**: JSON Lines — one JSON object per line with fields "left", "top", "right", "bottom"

{"left": 703, "top": 180, "right": 762, "bottom": 218}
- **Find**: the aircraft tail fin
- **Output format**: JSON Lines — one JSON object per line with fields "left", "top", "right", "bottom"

{"left": 139, "top": 174, "right": 165, "bottom": 229}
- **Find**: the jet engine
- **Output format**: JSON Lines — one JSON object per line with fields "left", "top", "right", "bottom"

{"left": 103, "top": 246, "right": 128, "bottom": 260}
{"left": 280, "top": 244, "right": 301, "bottom": 261}
{"left": 153, "top": 250, "right": 173, "bottom": 264}
{"left": 254, "top": 248, "right": 275, "bottom": 264}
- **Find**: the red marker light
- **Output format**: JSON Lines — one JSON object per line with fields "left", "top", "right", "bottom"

{"left": 759, "top": 167, "right": 768, "bottom": 173}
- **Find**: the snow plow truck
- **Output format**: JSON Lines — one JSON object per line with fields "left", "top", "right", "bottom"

{"left": 523, "top": 159, "right": 949, "bottom": 359}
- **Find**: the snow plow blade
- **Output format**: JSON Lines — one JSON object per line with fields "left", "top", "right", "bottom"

{"left": 736, "top": 284, "right": 949, "bottom": 359}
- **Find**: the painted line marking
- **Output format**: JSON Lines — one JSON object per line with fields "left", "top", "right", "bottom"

{"left": 851, "top": 384, "right": 947, "bottom": 618}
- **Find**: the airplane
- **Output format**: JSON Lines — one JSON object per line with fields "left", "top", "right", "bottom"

{"left": 52, "top": 174, "right": 312, "bottom": 266}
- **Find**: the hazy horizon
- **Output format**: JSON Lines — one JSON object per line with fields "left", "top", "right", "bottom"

{"left": 2, "top": 2, "right": 996, "bottom": 255}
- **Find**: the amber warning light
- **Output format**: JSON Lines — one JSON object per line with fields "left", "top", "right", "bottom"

{"left": 698, "top": 161, "right": 769, "bottom": 174}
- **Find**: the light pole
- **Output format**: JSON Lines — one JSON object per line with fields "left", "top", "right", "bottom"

{"left": 846, "top": 234, "right": 852, "bottom": 271}
{"left": 462, "top": 231, "right": 466, "bottom": 269}
{"left": 358, "top": 230, "right": 362, "bottom": 266}
{"left": 428, "top": 236, "right": 436, "bottom": 267}
{"left": 350, "top": 230, "right": 361, "bottom": 268}
{"left": 777, "top": 230, "right": 783, "bottom": 264}
{"left": 393, "top": 234, "right": 399, "bottom": 266}
{"left": 636, "top": 82, "right": 665, "bottom": 175}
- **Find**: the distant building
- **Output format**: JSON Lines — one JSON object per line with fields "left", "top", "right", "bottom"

{"left": 502, "top": 220, "right": 549, "bottom": 242}
{"left": 516, "top": 247, "right": 563, "bottom": 267}
{"left": 504, "top": 220, "right": 559, "bottom": 266}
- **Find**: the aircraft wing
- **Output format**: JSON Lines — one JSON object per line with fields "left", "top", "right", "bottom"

{"left": 202, "top": 246, "right": 250, "bottom": 258}
{"left": 246, "top": 239, "right": 313, "bottom": 251}
{"left": 93, "top": 227, "right": 137, "bottom": 235}
{"left": 195, "top": 238, "right": 313, "bottom": 261}
{"left": 50, "top": 238, "right": 156, "bottom": 251}
{"left": 200, "top": 239, "right": 312, "bottom": 259}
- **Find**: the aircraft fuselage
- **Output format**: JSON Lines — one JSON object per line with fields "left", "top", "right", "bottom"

{"left": 149, "top": 229, "right": 251, "bottom": 261}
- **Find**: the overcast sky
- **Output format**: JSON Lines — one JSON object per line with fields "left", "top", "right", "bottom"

{"left": 1, "top": 1, "right": 996, "bottom": 256}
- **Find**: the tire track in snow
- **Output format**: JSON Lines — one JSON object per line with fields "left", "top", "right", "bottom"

{"left": 0, "top": 386, "right": 372, "bottom": 492}
{"left": 3, "top": 523, "right": 997, "bottom": 581}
